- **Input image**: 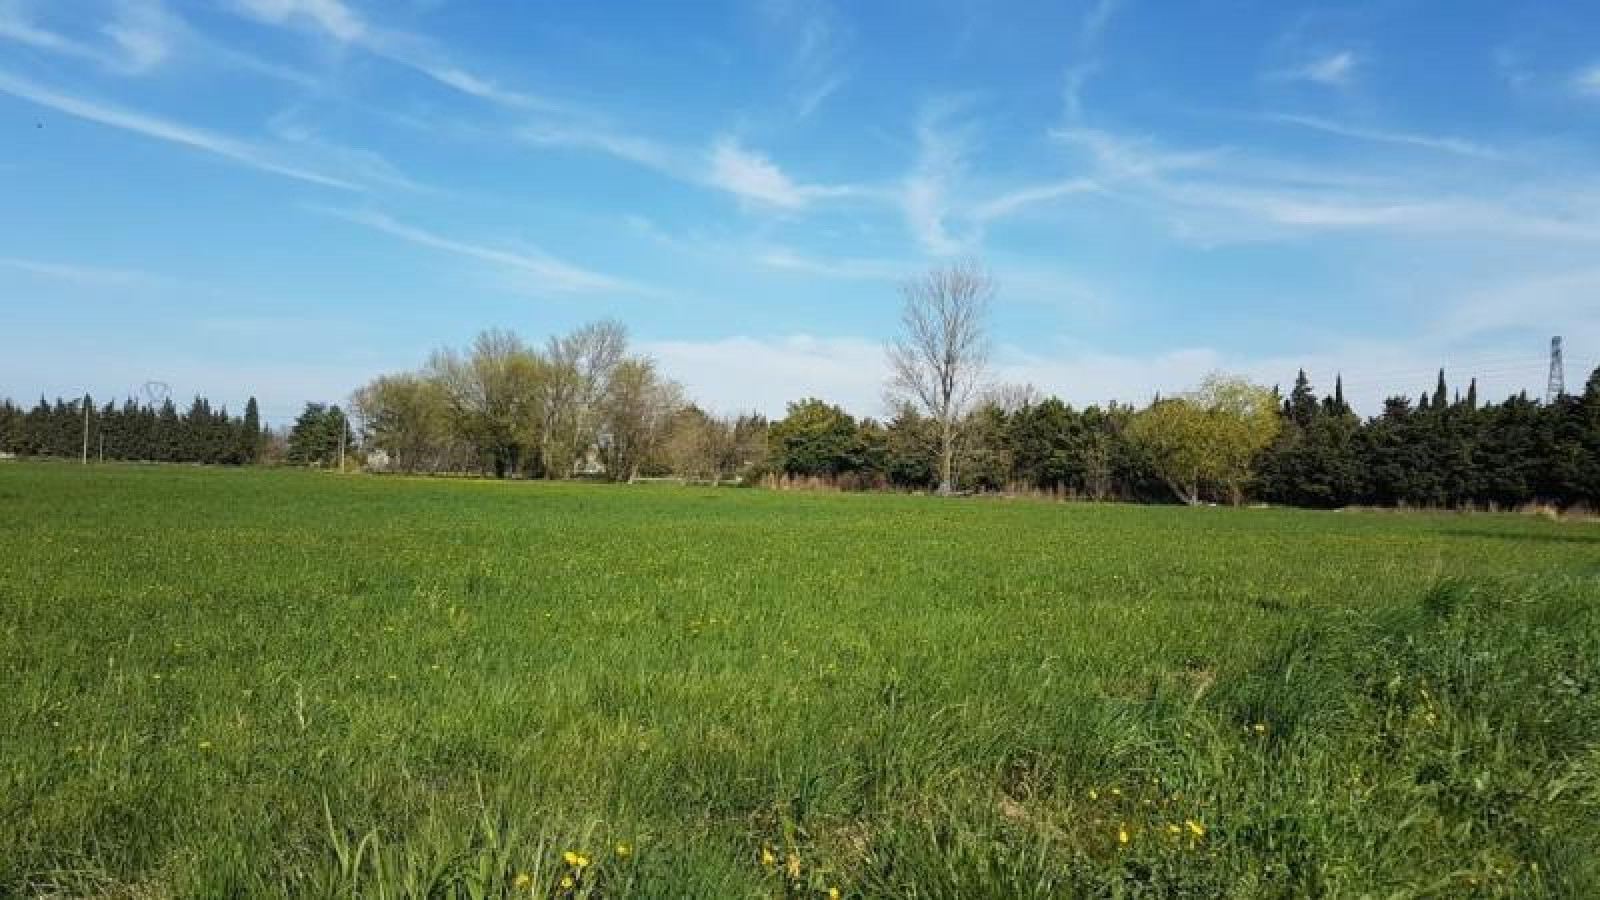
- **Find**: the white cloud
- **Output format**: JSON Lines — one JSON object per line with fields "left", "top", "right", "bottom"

{"left": 974, "top": 178, "right": 1101, "bottom": 222}
{"left": 228, "top": 0, "right": 551, "bottom": 110}
{"left": 642, "top": 322, "right": 1593, "bottom": 423}
{"left": 758, "top": 0, "right": 850, "bottom": 118}
{"left": 757, "top": 248, "right": 909, "bottom": 281}
{"left": 1079, "top": 0, "right": 1124, "bottom": 46}
{"left": 521, "top": 123, "right": 680, "bottom": 175}
{"left": 1048, "top": 122, "right": 1600, "bottom": 246}
{"left": 901, "top": 100, "right": 975, "bottom": 254}
{"left": 0, "top": 256, "right": 157, "bottom": 287}
{"left": 1276, "top": 50, "right": 1359, "bottom": 88}
{"left": 316, "top": 207, "right": 639, "bottom": 295}
{"left": 1262, "top": 113, "right": 1498, "bottom": 160}
{"left": 707, "top": 137, "right": 850, "bottom": 209}
{"left": 229, "top": 0, "right": 364, "bottom": 43}
{"left": 0, "top": 0, "right": 177, "bottom": 75}
{"left": 1575, "top": 63, "right": 1600, "bottom": 98}
{"left": 643, "top": 334, "right": 888, "bottom": 417}
{"left": 101, "top": 2, "right": 176, "bottom": 74}
{"left": 0, "top": 70, "right": 360, "bottom": 189}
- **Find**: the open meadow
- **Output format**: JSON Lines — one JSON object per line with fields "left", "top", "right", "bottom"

{"left": 2, "top": 462, "right": 1598, "bottom": 898}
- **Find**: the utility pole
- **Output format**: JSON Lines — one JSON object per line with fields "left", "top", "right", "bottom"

{"left": 81, "top": 394, "right": 90, "bottom": 465}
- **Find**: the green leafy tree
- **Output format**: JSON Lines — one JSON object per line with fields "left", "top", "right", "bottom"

{"left": 1127, "top": 373, "right": 1281, "bottom": 505}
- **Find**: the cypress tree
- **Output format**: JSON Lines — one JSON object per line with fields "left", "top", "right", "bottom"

{"left": 1432, "top": 369, "right": 1448, "bottom": 412}
{"left": 1288, "top": 369, "right": 1318, "bottom": 427}
{"left": 1465, "top": 378, "right": 1478, "bottom": 411}
{"left": 242, "top": 397, "right": 262, "bottom": 464}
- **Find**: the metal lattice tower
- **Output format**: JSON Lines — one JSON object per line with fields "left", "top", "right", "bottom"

{"left": 1546, "top": 336, "right": 1564, "bottom": 404}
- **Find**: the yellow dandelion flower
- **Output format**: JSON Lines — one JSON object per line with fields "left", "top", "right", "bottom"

{"left": 1251, "top": 723, "right": 1267, "bottom": 735}
{"left": 575, "top": 854, "right": 590, "bottom": 868}
{"left": 559, "top": 875, "right": 574, "bottom": 890}
{"left": 1118, "top": 824, "right": 1130, "bottom": 846}
{"left": 512, "top": 872, "right": 532, "bottom": 889}
{"left": 1167, "top": 823, "right": 1181, "bottom": 836}
{"left": 760, "top": 846, "right": 776, "bottom": 867}
{"left": 562, "top": 851, "right": 580, "bottom": 867}
{"left": 616, "top": 842, "right": 632, "bottom": 858}
{"left": 1186, "top": 819, "right": 1206, "bottom": 838}
{"left": 829, "top": 888, "right": 840, "bottom": 899}
{"left": 1088, "top": 788, "right": 1099, "bottom": 801}
{"left": 786, "top": 851, "right": 802, "bottom": 880}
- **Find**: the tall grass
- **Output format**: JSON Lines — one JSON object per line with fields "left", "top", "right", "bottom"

{"left": 1, "top": 463, "right": 1596, "bottom": 897}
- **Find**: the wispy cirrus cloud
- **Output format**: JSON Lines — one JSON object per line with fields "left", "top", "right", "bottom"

{"left": 757, "top": 247, "right": 909, "bottom": 281}
{"left": 1574, "top": 62, "right": 1600, "bottom": 98}
{"left": 227, "top": 0, "right": 554, "bottom": 110}
{"left": 707, "top": 137, "right": 855, "bottom": 209}
{"left": 520, "top": 122, "right": 680, "bottom": 175}
{"left": 0, "top": 70, "right": 361, "bottom": 189}
{"left": 0, "top": 255, "right": 159, "bottom": 287}
{"left": 1274, "top": 50, "right": 1359, "bottom": 88}
{"left": 1259, "top": 113, "right": 1499, "bottom": 160}
{"left": 901, "top": 99, "right": 975, "bottom": 254}
{"left": 756, "top": 0, "right": 851, "bottom": 118}
{"left": 0, "top": 0, "right": 176, "bottom": 75}
{"left": 1048, "top": 120, "right": 1600, "bottom": 246}
{"left": 973, "top": 178, "right": 1102, "bottom": 222}
{"left": 315, "top": 206, "right": 640, "bottom": 295}
{"left": 1060, "top": 0, "right": 1128, "bottom": 122}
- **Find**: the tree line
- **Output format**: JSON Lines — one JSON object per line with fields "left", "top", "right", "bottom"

{"left": 0, "top": 395, "right": 264, "bottom": 464}
{"left": 4, "top": 261, "right": 1596, "bottom": 509}
{"left": 761, "top": 366, "right": 1600, "bottom": 509}
{"left": 345, "top": 321, "right": 766, "bottom": 482}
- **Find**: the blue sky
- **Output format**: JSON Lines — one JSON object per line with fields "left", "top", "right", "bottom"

{"left": 2, "top": 0, "right": 1598, "bottom": 426}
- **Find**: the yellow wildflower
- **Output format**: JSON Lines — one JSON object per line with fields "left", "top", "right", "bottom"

{"left": 512, "top": 872, "right": 532, "bottom": 889}
{"left": 786, "top": 851, "right": 802, "bottom": 880}
{"left": 559, "top": 875, "right": 574, "bottom": 890}
{"left": 616, "top": 841, "right": 632, "bottom": 858}
{"left": 575, "top": 854, "right": 590, "bottom": 868}
{"left": 563, "top": 850, "right": 579, "bottom": 866}
{"left": 1118, "top": 824, "right": 1130, "bottom": 846}
{"left": 1087, "top": 788, "right": 1099, "bottom": 801}
{"left": 1251, "top": 723, "right": 1268, "bottom": 735}
{"left": 1166, "top": 823, "right": 1181, "bottom": 836}
{"left": 829, "top": 888, "right": 840, "bottom": 899}
{"left": 198, "top": 740, "right": 213, "bottom": 750}
{"left": 1186, "top": 819, "right": 1205, "bottom": 838}
{"left": 760, "top": 846, "right": 776, "bottom": 867}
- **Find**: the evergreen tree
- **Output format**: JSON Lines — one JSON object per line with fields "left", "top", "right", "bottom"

{"left": 241, "top": 397, "right": 262, "bottom": 464}
{"left": 1287, "top": 369, "right": 1319, "bottom": 428}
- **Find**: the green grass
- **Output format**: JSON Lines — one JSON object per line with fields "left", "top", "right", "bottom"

{"left": 2, "top": 462, "right": 1597, "bottom": 898}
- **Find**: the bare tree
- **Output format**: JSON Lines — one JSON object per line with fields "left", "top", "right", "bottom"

{"left": 887, "top": 261, "right": 994, "bottom": 494}
{"left": 542, "top": 319, "right": 628, "bottom": 476}
{"left": 602, "top": 358, "right": 684, "bottom": 481}
{"left": 984, "top": 382, "right": 1040, "bottom": 415}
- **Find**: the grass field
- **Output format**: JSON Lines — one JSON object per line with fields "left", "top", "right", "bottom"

{"left": 2, "top": 463, "right": 1597, "bottom": 898}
